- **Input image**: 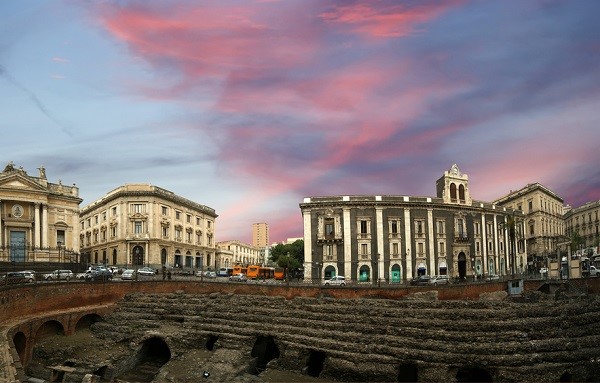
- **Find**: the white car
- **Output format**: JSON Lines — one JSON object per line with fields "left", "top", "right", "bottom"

{"left": 229, "top": 273, "right": 247, "bottom": 282}
{"left": 430, "top": 275, "right": 449, "bottom": 285}
{"left": 44, "top": 270, "right": 74, "bottom": 281}
{"left": 137, "top": 267, "right": 155, "bottom": 276}
{"left": 121, "top": 269, "right": 136, "bottom": 280}
{"left": 323, "top": 276, "right": 346, "bottom": 286}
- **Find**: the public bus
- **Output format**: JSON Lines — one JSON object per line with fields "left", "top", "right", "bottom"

{"left": 232, "top": 265, "right": 247, "bottom": 276}
{"left": 217, "top": 267, "right": 233, "bottom": 277}
{"left": 246, "top": 265, "right": 275, "bottom": 280}
{"left": 274, "top": 267, "right": 285, "bottom": 280}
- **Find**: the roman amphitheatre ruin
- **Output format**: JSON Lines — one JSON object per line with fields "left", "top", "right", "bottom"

{"left": 2, "top": 278, "right": 600, "bottom": 382}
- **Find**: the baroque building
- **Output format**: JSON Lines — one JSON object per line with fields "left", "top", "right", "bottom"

{"left": 300, "top": 165, "right": 527, "bottom": 283}
{"left": 0, "top": 162, "right": 81, "bottom": 263}
{"left": 564, "top": 201, "right": 600, "bottom": 253}
{"left": 79, "top": 184, "right": 217, "bottom": 270}
{"left": 216, "top": 240, "right": 261, "bottom": 268}
{"left": 493, "top": 183, "right": 565, "bottom": 272}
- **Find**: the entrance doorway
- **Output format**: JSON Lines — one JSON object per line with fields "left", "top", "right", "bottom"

{"left": 458, "top": 252, "right": 467, "bottom": 279}
{"left": 132, "top": 246, "right": 144, "bottom": 266}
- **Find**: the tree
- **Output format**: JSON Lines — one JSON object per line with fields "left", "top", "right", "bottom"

{"left": 499, "top": 213, "right": 521, "bottom": 277}
{"left": 568, "top": 231, "right": 584, "bottom": 253}
{"left": 270, "top": 240, "right": 304, "bottom": 279}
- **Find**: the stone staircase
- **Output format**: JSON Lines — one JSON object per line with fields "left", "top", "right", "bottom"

{"left": 90, "top": 291, "right": 600, "bottom": 382}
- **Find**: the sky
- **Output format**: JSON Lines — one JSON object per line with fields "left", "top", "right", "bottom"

{"left": 1, "top": 0, "right": 599, "bottom": 244}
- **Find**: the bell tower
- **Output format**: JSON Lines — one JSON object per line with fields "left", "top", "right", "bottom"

{"left": 436, "top": 164, "right": 472, "bottom": 206}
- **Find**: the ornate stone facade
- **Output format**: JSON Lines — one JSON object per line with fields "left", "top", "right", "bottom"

{"left": 79, "top": 184, "right": 217, "bottom": 270}
{"left": 216, "top": 240, "right": 261, "bottom": 268}
{"left": 0, "top": 162, "right": 81, "bottom": 263}
{"left": 300, "top": 165, "right": 527, "bottom": 282}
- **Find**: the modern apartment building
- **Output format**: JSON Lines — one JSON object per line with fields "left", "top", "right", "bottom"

{"left": 79, "top": 184, "right": 217, "bottom": 270}
{"left": 0, "top": 162, "right": 82, "bottom": 263}
{"left": 300, "top": 164, "right": 526, "bottom": 283}
{"left": 493, "top": 183, "right": 565, "bottom": 272}
{"left": 252, "top": 222, "right": 269, "bottom": 247}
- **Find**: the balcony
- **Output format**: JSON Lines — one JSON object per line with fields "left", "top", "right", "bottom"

{"left": 357, "top": 233, "right": 371, "bottom": 240}
{"left": 455, "top": 235, "right": 470, "bottom": 243}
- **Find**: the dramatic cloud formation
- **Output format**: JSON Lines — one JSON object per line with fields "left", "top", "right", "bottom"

{"left": 1, "top": 0, "right": 599, "bottom": 243}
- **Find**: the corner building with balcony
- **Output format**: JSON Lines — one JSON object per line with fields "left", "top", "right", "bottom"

{"left": 0, "top": 162, "right": 81, "bottom": 263}
{"left": 300, "top": 165, "right": 527, "bottom": 283}
{"left": 79, "top": 184, "right": 217, "bottom": 270}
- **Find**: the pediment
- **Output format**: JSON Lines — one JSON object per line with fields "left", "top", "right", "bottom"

{"left": 0, "top": 174, "right": 47, "bottom": 192}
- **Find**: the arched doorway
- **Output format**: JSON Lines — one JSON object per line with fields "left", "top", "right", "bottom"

{"left": 417, "top": 263, "right": 427, "bottom": 276}
{"left": 323, "top": 265, "right": 336, "bottom": 279}
{"left": 390, "top": 264, "right": 402, "bottom": 283}
{"left": 458, "top": 252, "right": 467, "bottom": 279}
{"left": 359, "top": 265, "right": 370, "bottom": 282}
{"left": 132, "top": 246, "right": 144, "bottom": 266}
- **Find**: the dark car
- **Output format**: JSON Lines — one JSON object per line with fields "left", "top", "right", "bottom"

{"left": 410, "top": 275, "right": 431, "bottom": 286}
{"left": 85, "top": 268, "right": 113, "bottom": 282}
{"left": 2, "top": 271, "right": 35, "bottom": 285}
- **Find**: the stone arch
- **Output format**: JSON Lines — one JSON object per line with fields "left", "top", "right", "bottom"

{"left": 116, "top": 336, "right": 171, "bottom": 382}
{"left": 36, "top": 320, "right": 65, "bottom": 341}
{"left": 450, "top": 183, "right": 457, "bottom": 201}
{"left": 305, "top": 350, "right": 326, "bottom": 378}
{"left": 250, "top": 335, "right": 280, "bottom": 375}
{"left": 206, "top": 335, "right": 218, "bottom": 351}
{"left": 459, "top": 184, "right": 466, "bottom": 202}
{"left": 323, "top": 265, "right": 336, "bottom": 279}
{"left": 132, "top": 246, "right": 144, "bottom": 266}
{"left": 359, "top": 264, "right": 370, "bottom": 282}
{"left": 13, "top": 331, "right": 26, "bottom": 363}
{"left": 390, "top": 263, "right": 402, "bottom": 283}
{"left": 456, "top": 366, "right": 492, "bottom": 382}
{"left": 75, "top": 313, "right": 103, "bottom": 332}
{"left": 458, "top": 253, "right": 467, "bottom": 279}
{"left": 398, "top": 362, "right": 418, "bottom": 382}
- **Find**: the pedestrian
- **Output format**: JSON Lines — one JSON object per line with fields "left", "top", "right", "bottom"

{"left": 167, "top": 269, "right": 172, "bottom": 280}
{"left": 162, "top": 266, "right": 166, "bottom": 280}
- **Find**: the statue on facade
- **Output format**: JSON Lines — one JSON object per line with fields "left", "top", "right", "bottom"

{"left": 38, "top": 166, "right": 47, "bottom": 179}
{"left": 3, "top": 161, "right": 15, "bottom": 172}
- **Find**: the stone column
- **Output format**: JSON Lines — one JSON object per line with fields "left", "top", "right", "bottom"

{"left": 481, "top": 214, "right": 488, "bottom": 276}
{"left": 404, "top": 207, "right": 413, "bottom": 280}
{"left": 343, "top": 207, "right": 352, "bottom": 278}
{"left": 34, "top": 203, "right": 41, "bottom": 249}
{"left": 493, "top": 214, "right": 499, "bottom": 274}
{"left": 302, "top": 208, "right": 313, "bottom": 280}
{"left": 0, "top": 200, "right": 3, "bottom": 249}
{"left": 42, "top": 204, "right": 49, "bottom": 249}
{"left": 427, "top": 208, "right": 435, "bottom": 275}
{"left": 376, "top": 207, "right": 384, "bottom": 283}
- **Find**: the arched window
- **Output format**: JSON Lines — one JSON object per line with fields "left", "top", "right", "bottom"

{"left": 450, "top": 183, "right": 457, "bottom": 201}
{"left": 459, "top": 184, "right": 465, "bottom": 202}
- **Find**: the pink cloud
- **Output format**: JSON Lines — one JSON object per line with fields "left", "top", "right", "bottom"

{"left": 320, "top": 1, "right": 462, "bottom": 38}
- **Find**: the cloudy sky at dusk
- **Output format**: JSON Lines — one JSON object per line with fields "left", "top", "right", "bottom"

{"left": 1, "top": 0, "right": 599, "bottom": 244}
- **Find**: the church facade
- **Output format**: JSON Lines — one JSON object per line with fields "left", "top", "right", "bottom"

{"left": 300, "top": 165, "right": 528, "bottom": 283}
{"left": 0, "top": 162, "right": 82, "bottom": 263}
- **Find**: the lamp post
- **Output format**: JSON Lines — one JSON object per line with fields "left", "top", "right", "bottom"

{"left": 57, "top": 241, "right": 62, "bottom": 264}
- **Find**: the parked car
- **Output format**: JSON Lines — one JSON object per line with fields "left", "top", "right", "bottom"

{"left": 323, "top": 276, "right": 346, "bottom": 286}
{"left": 229, "top": 273, "right": 248, "bottom": 282}
{"left": 487, "top": 274, "right": 500, "bottom": 281}
{"left": 137, "top": 267, "right": 156, "bottom": 276}
{"left": 86, "top": 268, "right": 113, "bottom": 282}
{"left": 589, "top": 266, "right": 599, "bottom": 277}
{"left": 2, "top": 271, "right": 35, "bottom": 285}
{"left": 121, "top": 269, "right": 136, "bottom": 280}
{"left": 430, "top": 275, "right": 449, "bottom": 286}
{"left": 410, "top": 275, "right": 431, "bottom": 286}
{"left": 200, "top": 271, "right": 217, "bottom": 278}
{"left": 44, "top": 270, "right": 74, "bottom": 281}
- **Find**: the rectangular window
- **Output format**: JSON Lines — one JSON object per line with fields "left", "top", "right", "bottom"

{"left": 417, "top": 242, "right": 424, "bottom": 256}
{"left": 360, "top": 220, "right": 368, "bottom": 234}
{"left": 437, "top": 220, "right": 444, "bottom": 234}
{"left": 102, "top": 211, "right": 107, "bottom": 221}
{"left": 110, "top": 226, "right": 116, "bottom": 237}
{"left": 94, "top": 215, "right": 99, "bottom": 224}
{"left": 325, "top": 218, "right": 334, "bottom": 238}
{"left": 162, "top": 206, "right": 168, "bottom": 215}
{"left": 361, "top": 243, "right": 368, "bottom": 256}
{"left": 134, "top": 221, "right": 142, "bottom": 234}
{"left": 415, "top": 220, "right": 423, "bottom": 235}
{"left": 196, "top": 217, "right": 201, "bottom": 225}
{"left": 196, "top": 232, "right": 201, "bottom": 244}
{"left": 207, "top": 221, "right": 212, "bottom": 229}
{"left": 528, "top": 200, "right": 533, "bottom": 212}
{"left": 187, "top": 214, "right": 192, "bottom": 223}
{"left": 391, "top": 220, "right": 398, "bottom": 234}
{"left": 132, "top": 204, "right": 144, "bottom": 213}
{"left": 111, "top": 206, "right": 117, "bottom": 216}
{"left": 392, "top": 243, "right": 399, "bottom": 256}
{"left": 175, "top": 211, "right": 181, "bottom": 220}
{"left": 175, "top": 229, "right": 182, "bottom": 239}
{"left": 162, "top": 227, "right": 168, "bottom": 237}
